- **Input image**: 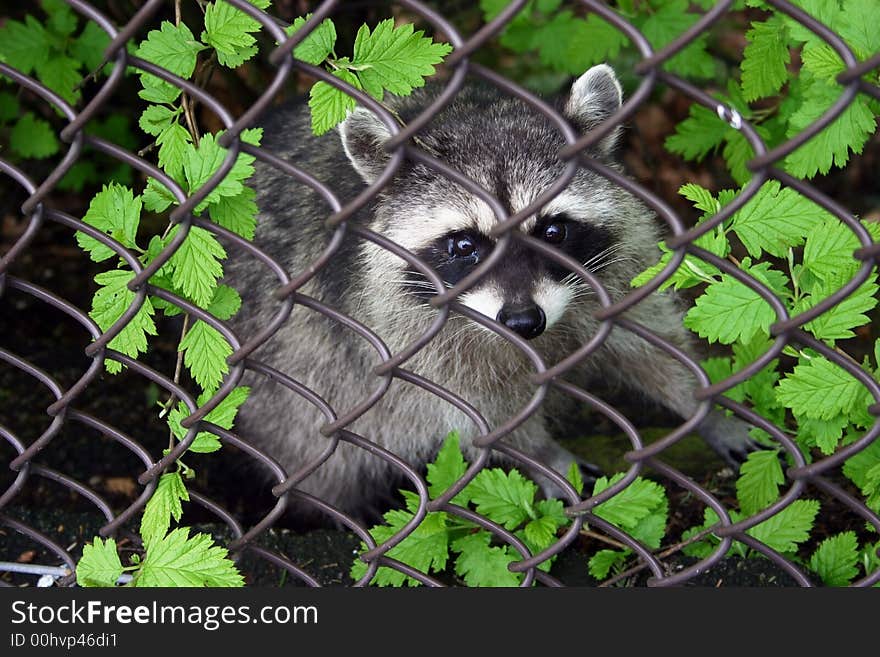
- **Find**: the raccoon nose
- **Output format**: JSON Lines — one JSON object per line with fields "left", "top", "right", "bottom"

{"left": 496, "top": 304, "right": 546, "bottom": 340}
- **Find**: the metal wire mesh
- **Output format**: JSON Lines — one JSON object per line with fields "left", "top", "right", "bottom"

{"left": 1, "top": 0, "right": 879, "bottom": 587}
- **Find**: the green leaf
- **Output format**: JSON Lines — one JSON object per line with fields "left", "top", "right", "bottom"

{"left": 468, "top": 468, "right": 537, "bottom": 530}
{"left": 208, "top": 186, "right": 258, "bottom": 240}
{"left": 77, "top": 538, "right": 123, "bottom": 587}
{"left": 802, "top": 218, "right": 876, "bottom": 285}
{"left": 426, "top": 431, "right": 470, "bottom": 506}
{"left": 286, "top": 15, "right": 338, "bottom": 65}
{"left": 801, "top": 274, "right": 878, "bottom": 342}
{"left": 167, "top": 386, "right": 250, "bottom": 454}
{"left": 809, "top": 531, "right": 860, "bottom": 586}
{"left": 451, "top": 532, "right": 520, "bottom": 587}
{"left": 843, "top": 436, "right": 880, "bottom": 490}
{"left": 784, "top": 80, "right": 876, "bottom": 179}
{"left": 135, "top": 528, "right": 243, "bottom": 587}
{"left": 801, "top": 42, "right": 844, "bottom": 81}
{"left": 0, "top": 16, "right": 51, "bottom": 74}
{"left": 746, "top": 499, "right": 819, "bottom": 553}
{"left": 798, "top": 415, "right": 849, "bottom": 455}
{"left": 43, "top": 0, "right": 78, "bottom": 37}
{"left": 839, "top": 0, "right": 880, "bottom": 59}
{"left": 783, "top": 0, "right": 840, "bottom": 46}
{"left": 308, "top": 68, "right": 361, "bottom": 136}
{"left": 179, "top": 321, "right": 232, "bottom": 394}
{"left": 741, "top": 17, "right": 790, "bottom": 102}
{"left": 35, "top": 55, "right": 82, "bottom": 105}
{"left": 207, "top": 284, "right": 242, "bottom": 320}
{"left": 352, "top": 19, "right": 452, "bottom": 98}
{"left": 76, "top": 183, "right": 142, "bottom": 262}
{"left": 352, "top": 509, "right": 449, "bottom": 586}
{"left": 588, "top": 549, "right": 628, "bottom": 580}
{"left": 202, "top": 0, "right": 271, "bottom": 68}
{"left": 167, "top": 225, "right": 227, "bottom": 307}
{"left": 9, "top": 112, "right": 60, "bottom": 159}
{"left": 684, "top": 270, "right": 777, "bottom": 345}
{"left": 637, "top": 0, "right": 715, "bottom": 78}
{"left": 566, "top": 461, "right": 584, "bottom": 496}
{"left": 776, "top": 356, "right": 869, "bottom": 421}
{"left": 140, "top": 472, "right": 189, "bottom": 550}
{"left": 736, "top": 449, "right": 784, "bottom": 515}
{"left": 71, "top": 21, "right": 112, "bottom": 72}
{"left": 730, "top": 181, "right": 831, "bottom": 258}
{"left": 531, "top": 12, "right": 627, "bottom": 75}
{"left": 666, "top": 104, "right": 726, "bottom": 162}
{"left": 142, "top": 177, "right": 176, "bottom": 213}
{"left": 139, "top": 105, "right": 178, "bottom": 137}
{"left": 592, "top": 474, "right": 666, "bottom": 531}
{"left": 157, "top": 122, "right": 192, "bottom": 182}
{"left": 90, "top": 269, "right": 158, "bottom": 374}
{"left": 182, "top": 131, "right": 260, "bottom": 211}
{"left": 136, "top": 21, "right": 207, "bottom": 104}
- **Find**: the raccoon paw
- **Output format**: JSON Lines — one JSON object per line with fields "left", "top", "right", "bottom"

{"left": 697, "top": 409, "right": 764, "bottom": 467}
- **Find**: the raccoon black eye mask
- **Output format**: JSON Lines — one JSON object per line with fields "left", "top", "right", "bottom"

{"left": 225, "top": 63, "right": 764, "bottom": 520}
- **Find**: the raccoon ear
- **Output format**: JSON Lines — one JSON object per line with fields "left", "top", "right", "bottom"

{"left": 564, "top": 64, "right": 624, "bottom": 154}
{"left": 339, "top": 107, "right": 393, "bottom": 184}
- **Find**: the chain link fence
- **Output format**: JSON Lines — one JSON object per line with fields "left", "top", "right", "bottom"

{"left": 1, "top": 0, "right": 879, "bottom": 587}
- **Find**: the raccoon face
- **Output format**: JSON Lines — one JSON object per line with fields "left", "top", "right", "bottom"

{"left": 341, "top": 65, "right": 643, "bottom": 342}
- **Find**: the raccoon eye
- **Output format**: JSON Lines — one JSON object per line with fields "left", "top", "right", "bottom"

{"left": 540, "top": 221, "right": 568, "bottom": 245}
{"left": 449, "top": 234, "right": 477, "bottom": 258}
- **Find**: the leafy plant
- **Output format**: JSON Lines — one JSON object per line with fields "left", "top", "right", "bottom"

{"left": 68, "top": 2, "right": 451, "bottom": 586}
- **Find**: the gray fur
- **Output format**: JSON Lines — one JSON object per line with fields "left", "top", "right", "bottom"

{"left": 225, "top": 65, "right": 756, "bottom": 519}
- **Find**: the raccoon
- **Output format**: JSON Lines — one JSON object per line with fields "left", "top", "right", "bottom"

{"left": 226, "top": 64, "right": 757, "bottom": 519}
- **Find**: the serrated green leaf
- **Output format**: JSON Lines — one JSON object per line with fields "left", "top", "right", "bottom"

{"left": 798, "top": 415, "right": 849, "bottom": 454}
{"left": 202, "top": 0, "right": 271, "bottom": 68}
{"left": 71, "top": 21, "right": 111, "bottom": 72}
{"left": 43, "top": 0, "right": 78, "bottom": 37}
{"left": 207, "top": 284, "right": 242, "bottom": 320}
{"left": 135, "top": 528, "right": 243, "bottom": 587}
{"left": 139, "top": 105, "right": 178, "bottom": 137}
{"left": 839, "top": 0, "right": 880, "bottom": 60}
{"left": 468, "top": 468, "right": 537, "bottom": 530}
{"left": 179, "top": 321, "right": 232, "bottom": 394}
{"left": 592, "top": 474, "right": 666, "bottom": 531}
{"left": 352, "top": 509, "right": 449, "bottom": 586}
{"left": 286, "top": 15, "right": 337, "bottom": 65}
{"left": 136, "top": 21, "right": 206, "bottom": 104}
{"left": 588, "top": 549, "right": 628, "bottom": 580}
{"left": 801, "top": 42, "right": 844, "bottom": 81}
{"left": 167, "top": 386, "right": 250, "bottom": 454}
{"left": 666, "top": 104, "right": 727, "bottom": 162}
{"left": 157, "top": 122, "right": 192, "bottom": 183}
{"left": 77, "top": 537, "right": 123, "bottom": 587}
{"left": 142, "top": 177, "right": 176, "bottom": 213}
{"left": 684, "top": 270, "right": 777, "bottom": 345}
{"left": 452, "top": 532, "right": 520, "bottom": 587}
{"left": 801, "top": 274, "right": 878, "bottom": 341}
{"left": 208, "top": 186, "right": 257, "bottom": 240}
{"left": 776, "top": 356, "right": 869, "bottom": 421}
{"left": 426, "top": 431, "right": 470, "bottom": 506}
{"left": 566, "top": 461, "right": 584, "bottom": 495}
{"left": 35, "top": 54, "right": 82, "bottom": 104}
{"left": 182, "top": 131, "right": 259, "bottom": 211}
{"left": 352, "top": 19, "right": 452, "bottom": 98}
{"left": 167, "top": 225, "right": 227, "bottom": 307}
{"left": 737, "top": 449, "right": 784, "bottom": 515}
{"left": 809, "top": 531, "right": 860, "bottom": 586}
{"left": 75, "top": 183, "right": 142, "bottom": 262}
{"left": 784, "top": 80, "right": 876, "bottom": 179}
{"left": 802, "top": 218, "right": 876, "bottom": 285}
{"left": 741, "top": 17, "right": 790, "bottom": 102}
{"left": 0, "top": 16, "right": 51, "bottom": 74}
{"left": 309, "top": 69, "right": 361, "bottom": 136}
{"left": 637, "top": 0, "right": 715, "bottom": 78}
{"left": 9, "top": 112, "right": 60, "bottom": 159}
{"left": 843, "top": 434, "right": 880, "bottom": 490}
{"left": 140, "top": 472, "right": 189, "bottom": 550}
{"left": 730, "top": 181, "right": 832, "bottom": 258}
{"left": 531, "top": 12, "right": 627, "bottom": 75}
{"left": 90, "top": 269, "right": 158, "bottom": 373}
{"left": 747, "top": 499, "right": 819, "bottom": 553}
